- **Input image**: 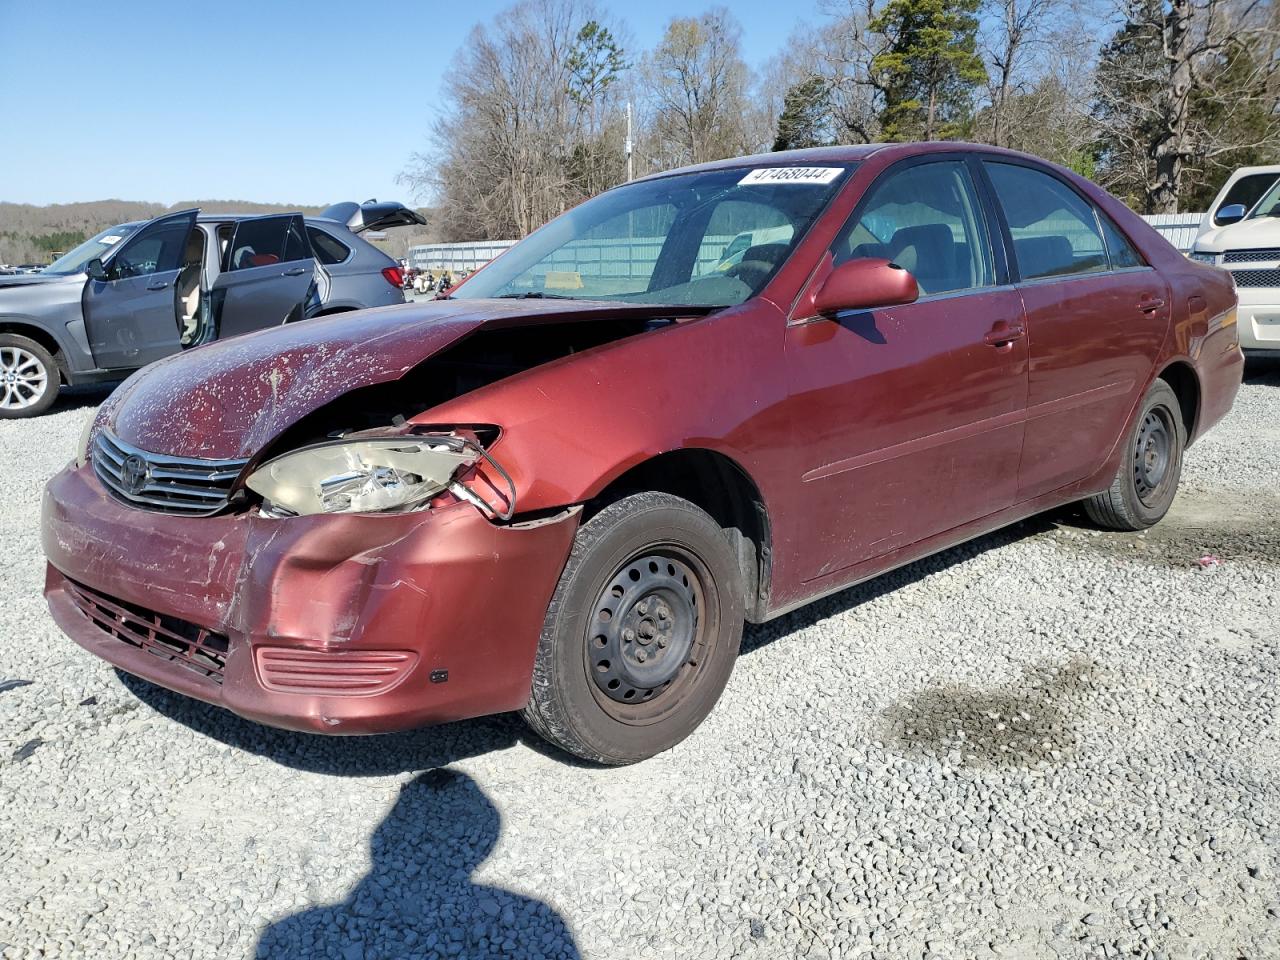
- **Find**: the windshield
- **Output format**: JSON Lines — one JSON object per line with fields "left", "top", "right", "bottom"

{"left": 42, "top": 224, "right": 140, "bottom": 275}
{"left": 1247, "top": 178, "right": 1280, "bottom": 220}
{"left": 452, "top": 165, "right": 854, "bottom": 307}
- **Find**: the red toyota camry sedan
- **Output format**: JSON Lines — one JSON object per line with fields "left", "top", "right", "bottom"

{"left": 42, "top": 144, "right": 1243, "bottom": 764}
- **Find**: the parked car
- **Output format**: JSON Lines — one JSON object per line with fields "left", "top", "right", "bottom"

{"left": 1196, "top": 164, "right": 1280, "bottom": 240}
{"left": 1190, "top": 169, "right": 1280, "bottom": 356}
{"left": 42, "top": 144, "right": 1242, "bottom": 764}
{"left": 0, "top": 200, "right": 425, "bottom": 417}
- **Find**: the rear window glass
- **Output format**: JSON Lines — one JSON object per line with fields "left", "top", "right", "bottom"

{"left": 984, "top": 162, "right": 1108, "bottom": 280}
{"left": 1098, "top": 214, "right": 1145, "bottom": 269}
{"left": 226, "top": 216, "right": 309, "bottom": 271}
{"left": 308, "top": 227, "right": 351, "bottom": 265}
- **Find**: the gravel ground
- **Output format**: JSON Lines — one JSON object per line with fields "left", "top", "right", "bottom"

{"left": 1, "top": 365, "right": 1278, "bottom": 960}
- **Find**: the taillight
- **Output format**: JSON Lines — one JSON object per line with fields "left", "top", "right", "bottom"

{"left": 382, "top": 266, "right": 404, "bottom": 288}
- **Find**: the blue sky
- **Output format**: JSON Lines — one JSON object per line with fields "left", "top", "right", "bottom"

{"left": 0, "top": 0, "right": 818, "bottom": 207}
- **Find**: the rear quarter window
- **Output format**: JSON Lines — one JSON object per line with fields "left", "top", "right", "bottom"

{"left": 307, "top": 227, "right": 352, "bottom": 265}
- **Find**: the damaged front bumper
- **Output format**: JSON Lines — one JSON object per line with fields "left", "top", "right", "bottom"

{"left": 42, "top": 463, "right": 579, "bottom": 734}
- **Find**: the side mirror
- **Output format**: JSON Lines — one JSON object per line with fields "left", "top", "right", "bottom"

{"left": 1215, "top": 203, "right": 1247, "bottom": 226}
{"left": 813, "top": 257, "right": 919, "bottom": 315}
{"left": 86, "top": 258, "right": 108, "bottom": 281}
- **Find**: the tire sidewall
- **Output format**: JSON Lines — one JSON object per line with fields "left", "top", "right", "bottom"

{"left": 544, "top": 496, "right": 744, "bottom": 764}
{"left": 1120, "top": 381, "right": 1185, "bottom": 526}
{"left": 0, "top": 334, "right": 58, "bottom": 419}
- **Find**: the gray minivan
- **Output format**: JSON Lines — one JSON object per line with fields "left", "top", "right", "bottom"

{"left": 0, "top": 200, "right": 425, "bottom": 417}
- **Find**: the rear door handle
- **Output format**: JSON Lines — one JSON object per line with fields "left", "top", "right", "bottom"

{"left": 1137, "top": 297, "right": 1166, "bottom": 313}
{"left": 984, "top": 322, "right": 1026, "bottom": 347}
{"left": 282, "top": 266, "right": 308, "bottom": 277}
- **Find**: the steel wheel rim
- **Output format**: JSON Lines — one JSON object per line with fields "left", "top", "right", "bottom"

{"left": 1133, "top": 406, "right": 1174, "bottom": 505}
{"left": 585, "top": 548, "right": 708, "bottom": 723}
{"left": 0, "top": 346, "right": 48, "bottom": 410}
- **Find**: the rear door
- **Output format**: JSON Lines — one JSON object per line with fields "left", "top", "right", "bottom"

{"left": 82, "top": 210, "right": 197, "bottom": 369}
{"left": 210, "top": 215, "right": 316, "bottom": 338}
{"left": 978, "top": 159, "right": 1170, "bottom": 500}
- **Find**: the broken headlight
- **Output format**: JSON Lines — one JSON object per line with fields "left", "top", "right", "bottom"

{"left": 247, "top": 435, "right": 483, "bottom": 518}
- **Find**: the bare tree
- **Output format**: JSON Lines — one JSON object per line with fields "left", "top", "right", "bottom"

{"left": 640, "top": 9, "right": 756, "bottom": 167}
{"left": 979, "top": 0, "right": 1058, "bottom": 146}
{"left": 398, "top": 0, "right": 626, "bottom": 240}
{"left": 1094, "top": 0, "right": 1280, "bottom": 212}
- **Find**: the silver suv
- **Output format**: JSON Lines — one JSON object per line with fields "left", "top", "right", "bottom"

{"left": 0, "top": 200, "right": 425, "bottom": 417}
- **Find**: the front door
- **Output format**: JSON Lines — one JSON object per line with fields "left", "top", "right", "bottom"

{"left": 785, "top": 157, "right": 1029, "bottom": 582}
{"left": 977, "top": 159, "right": 1171, "bottom": 500}
{"left": 81, "top": 210, "right": 197, "bottom": 369}
{"left": 210, "top": 215, "right": 317, "bottom": 339}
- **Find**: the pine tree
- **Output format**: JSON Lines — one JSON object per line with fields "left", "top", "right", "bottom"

{"left": 773, "top": 77, "right": 833, "bottom": 151}
{"left": 869, "top": 0, "right": 987, "bottom": 141}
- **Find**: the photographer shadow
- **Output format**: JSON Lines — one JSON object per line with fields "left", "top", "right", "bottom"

{"left": 255, "top": 768, "right": 580, "bottom": 960}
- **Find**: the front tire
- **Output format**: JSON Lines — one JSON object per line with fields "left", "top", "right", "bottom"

{"left": 522, "top": 492, "right": 745, "bottom": 765}
{"left": 0, "top": 334, "right": 58, "bottom": 418}
{"left": 1083, "top": 379, "right": 1184, "bottom": 530}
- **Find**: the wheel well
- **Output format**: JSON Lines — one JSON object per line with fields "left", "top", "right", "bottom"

{"left": 312, "top": 306, "right": 356, "bottom": 317}
{"left": 0, "top": 322, "right": 66, "bottom": 382}
{"left": 589, "top": 449, "right": 772, "bottom": 622}
{"left": 1158, "top": 361, "right": 1199, "bottom": 442}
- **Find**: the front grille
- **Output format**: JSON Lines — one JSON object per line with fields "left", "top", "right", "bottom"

{"left": 1223, "top": 247, "right": 1280, "bottom": 264}
{"left": 1227, "top": 268, "right": 1280, "bottom": 288}
{"left": 65, "top": 579, "right": 229, "bottom": 683}
{"left": 93, "top": 429, "right": 248, "bottom": 516}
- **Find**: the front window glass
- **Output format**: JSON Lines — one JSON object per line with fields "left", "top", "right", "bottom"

{"left": 834, "top": 160, "right": 993, "bottom": 296}
{"left": 1224, "top": 173, "right": 1279, "bottom": 222}
{"left": 984, "top": 162, "right": 1107, "bottom": 280}
{"left": 452, "top": 165, "right": 852, "bottom": 307}
{"left": 43, "top": 225, "right": 139, "bottom": 275}
{"left": 111, "top": 219, "right": 190, "bottom": 279}
{"left": 1246, "top": 176, "right": 1280, "bottom": 220}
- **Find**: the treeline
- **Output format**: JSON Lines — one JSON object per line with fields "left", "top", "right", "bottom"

{"left": 0, "top": 200, "right": 328, "bottom": 264}
{"left": 403, "top": 0, "right": 1280, "bottom": 240}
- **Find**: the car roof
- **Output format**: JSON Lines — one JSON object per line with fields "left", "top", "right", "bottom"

{"left": 636, "top": 145, "right": 891, "bottom": 182}
{"left": 632, "top": 142, "right": 1059, "bottom": 184}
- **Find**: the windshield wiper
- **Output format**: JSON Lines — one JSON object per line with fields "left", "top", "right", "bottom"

{"left": 495, "top": 291, "right": 576, "bottom": 300}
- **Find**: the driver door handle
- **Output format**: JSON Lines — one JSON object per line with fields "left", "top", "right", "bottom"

{"left": 281, "top": 266, "right": 308, "bottom": 277}
{"left": 984, "top": 321, "right": 1026, "bottom": 347}
{"left": 1137, "top": 297, "right": 1166, "bottom": 313}
{"left": 146, "top": 281, "right": 170, "bottom": 291}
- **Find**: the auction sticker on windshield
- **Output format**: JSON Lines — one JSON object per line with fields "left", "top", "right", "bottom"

{"left": 739, "top": 167, "right": 843, "bottom": 186}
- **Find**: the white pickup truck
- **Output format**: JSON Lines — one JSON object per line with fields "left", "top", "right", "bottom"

{"left": 1190, "top": 164, "right": 1280, "bottom": 356}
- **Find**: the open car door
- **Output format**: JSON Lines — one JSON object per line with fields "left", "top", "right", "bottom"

{"left": 209, "top": 215, "right": 317, "bottom": 340}
{"left": 82, "top": 209, "right": 197, "bottom": 369}
{"left": 318, "top": 200, "right": 427, "bottom": 234}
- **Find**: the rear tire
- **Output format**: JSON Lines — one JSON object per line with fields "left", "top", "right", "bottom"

{"left": 1083, "top": 379, "right": 1184, "bottom": 530}
{"left": 522, "top": 492, "right": 744, "bottom": 765}
{"left": 0, "top": 334, "right": 59, "bottom": 419}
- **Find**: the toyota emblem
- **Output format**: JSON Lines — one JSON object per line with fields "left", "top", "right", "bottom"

{"left": 120, "top": 454, "right": 150, "bottom": 495}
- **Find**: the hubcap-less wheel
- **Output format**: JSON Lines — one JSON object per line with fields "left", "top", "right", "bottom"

{"left": 0, "top": 346, "right": 48, "bottom": 410}
{"left": 1132, "top": 407, "right": 1173, "bottom": 506}
{"left": 586, "top": 550, "right": 707, "bottom": 721}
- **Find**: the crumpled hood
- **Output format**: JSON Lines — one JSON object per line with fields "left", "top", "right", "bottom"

{"left": 1195, "top": 217, "right": 1280, "bottom": 253}
{"left": 107, "top": 298, "right": 655, "bottom": 460}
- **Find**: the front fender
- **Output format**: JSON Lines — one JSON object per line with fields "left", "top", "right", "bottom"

{"left": 417, "top": 303, "right": 791, "bottom": 517}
